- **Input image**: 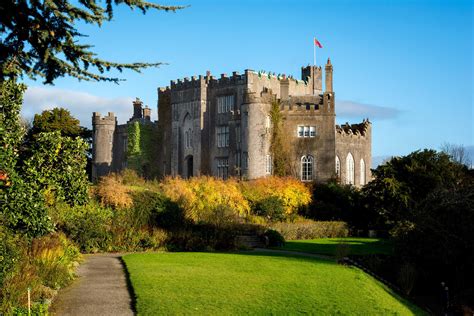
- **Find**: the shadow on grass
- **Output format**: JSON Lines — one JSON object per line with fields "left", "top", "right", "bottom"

{"left": 118, "top": 256, "right": 137, "bottom": 315}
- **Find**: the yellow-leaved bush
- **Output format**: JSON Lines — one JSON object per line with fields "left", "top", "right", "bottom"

{"left": 160, "top": 176, "right": 251, "bottom": 224}
{"left": 241, "top": 177, "right": 312, "bottom": 215}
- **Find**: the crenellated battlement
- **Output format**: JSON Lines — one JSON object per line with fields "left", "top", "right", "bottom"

{"left": 336, "top": 119, "right": 371, "bottom": 137}
{"left": 167, "top": 68, "right": 315, "bottom": 92}
{"left": 92, "top": 112, "right": 116, "bottom": 125}
{"left": 279, "top": 95, "right": 324, "bottom": 113}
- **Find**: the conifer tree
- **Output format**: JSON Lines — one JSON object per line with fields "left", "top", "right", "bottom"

{"left": 0, "top": 0, "right": 184, "bottom": 84}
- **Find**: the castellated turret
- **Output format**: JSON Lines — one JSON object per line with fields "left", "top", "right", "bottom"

{"left": 91, "top": 112, "right": 116, "bottom": 181}
{"left": 301, "top": 65, "right": 323, "bottom": 95}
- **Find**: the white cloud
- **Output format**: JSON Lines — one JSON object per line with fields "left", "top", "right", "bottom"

{"left": 337, "top": 100, "right": 400, "bottom": 120}
{"left": 22, "top": 86, "right": 136, "bottom": 128}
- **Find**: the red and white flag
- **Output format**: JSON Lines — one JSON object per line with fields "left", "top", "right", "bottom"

{"left": 314, "top": 37, "right": 323, "bottom": 48}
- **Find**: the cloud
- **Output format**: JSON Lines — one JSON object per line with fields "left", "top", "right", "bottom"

{"left": 337, "top": 100, "right": 400, "bottom": 120}
{"left": 22, "top": 86, "right": 136, "bottom": 128}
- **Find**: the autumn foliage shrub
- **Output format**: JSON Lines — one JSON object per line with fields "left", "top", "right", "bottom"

{"left": 94, "top": 173, "right": 133, "bottom": 209}
{"left": 270, "top": 220, "right": 348, "bottom": 240}
{"left": 160, "top": 176, "right": 250, "bottom": 224}
{"left": 241, "top": 177, "right": 311, "bottom": 216}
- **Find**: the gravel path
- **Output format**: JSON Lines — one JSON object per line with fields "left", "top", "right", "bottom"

{"left": 50, "top": 253, "right": 134, "bottom": 316}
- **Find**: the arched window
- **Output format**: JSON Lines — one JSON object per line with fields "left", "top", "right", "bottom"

{"left": 360, "top": 159, "right": 366, "bottom": 185}
{"left": 335, "top": 156, "right": 341, "bottom": 178}
{"left": 188, "top": 128, "right": 192, "bottom": 148}
{"left": 185, "top": 131, "right": 189, "bottom": 147}
{"left": 346, "top": 153, "right": 355, "bottom": 185}
{"left": 301, "top": 155, "right": 314, "bottom": 181}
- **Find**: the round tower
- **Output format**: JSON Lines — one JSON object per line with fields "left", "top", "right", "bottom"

{"left": 92, "top": 112, "right": 116, "bottom": 181}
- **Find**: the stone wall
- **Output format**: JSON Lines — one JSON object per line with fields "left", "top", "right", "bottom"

{"left": 335, "top": 120, "right": 372, "bottom": 186}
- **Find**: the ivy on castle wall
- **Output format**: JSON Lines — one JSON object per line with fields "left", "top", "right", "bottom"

{"left": 269, "top": 100, "right": 292, "bottom": 177}
{"left": 127, "top": 121, "right": 156, "bottom": 176}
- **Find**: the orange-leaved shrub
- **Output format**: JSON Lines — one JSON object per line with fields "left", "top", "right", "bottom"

{"left": 241, "top": 177, "right": 311, "bottom": 215}
{"left": 160, "top": 176, "right": 250, "bottom": 224}
{"left": 94, "top": 173, "right": 133, "bottom": 209}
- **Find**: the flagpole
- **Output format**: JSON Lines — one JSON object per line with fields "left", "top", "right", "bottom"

{"left": 313, "top": 39, "right": 316, "bottom": 66}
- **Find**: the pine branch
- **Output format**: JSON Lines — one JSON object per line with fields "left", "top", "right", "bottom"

{"left": 0, "top": 0, "right": 187, "bottom": 83}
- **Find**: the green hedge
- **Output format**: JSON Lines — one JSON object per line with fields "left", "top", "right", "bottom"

{"left": 270, "top": 220, "right": 348, "bottom": 240}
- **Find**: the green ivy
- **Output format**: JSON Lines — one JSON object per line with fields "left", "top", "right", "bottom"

{"left": 269, "top": 100, "right": 291, "bottom": 176}
{"left": 127, "top": 121, "right": 155, "bottom": 176}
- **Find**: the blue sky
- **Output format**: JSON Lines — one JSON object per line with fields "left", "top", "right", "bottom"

{"left": 21, "top": 0, "right": 473, "bottom": 158}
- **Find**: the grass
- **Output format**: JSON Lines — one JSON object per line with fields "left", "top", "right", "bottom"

{"left": 276, "top": 237, "right": 394, "bottom": 256}
{"left": 123, "top": 251, "right": 424, "bottom": 315}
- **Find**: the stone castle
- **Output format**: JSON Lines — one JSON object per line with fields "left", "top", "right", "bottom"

{"left": 92, "top": 59, "right": 372, "bottom": 186}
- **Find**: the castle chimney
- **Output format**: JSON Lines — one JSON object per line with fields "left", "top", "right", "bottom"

{"left": 325, "top": 58, "right": 333, "bottom": 92}
{"left": 143, "top": 106, "right": 151, "bottom": 121}
{"left": 133, "top": 97, "right": 143, "bottom": 119}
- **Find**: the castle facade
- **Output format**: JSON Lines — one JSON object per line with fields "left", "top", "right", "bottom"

{"left": 92, "top": 59, "right": 371, "bottom": 186}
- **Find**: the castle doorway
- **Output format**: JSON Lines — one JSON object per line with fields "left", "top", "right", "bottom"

{"left": 185, "top": 155, "right": 193, "bottom": 179}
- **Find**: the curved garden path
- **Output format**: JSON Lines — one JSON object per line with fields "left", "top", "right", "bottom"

{"left": 50, "top": 253, "right": 134, "bottom": 316}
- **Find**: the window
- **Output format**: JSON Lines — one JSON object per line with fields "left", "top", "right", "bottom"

{"left": 235, "top": 152, "right": 241, "bottom": 175}
{"left": 242, "top": 152, "right": 248, "bottom": 169}
{"left": 265, "top": 116, "right": 271, "bottom": 131}
{"left": 217, "top": 158, "right": 229, "bottom": 179}
{"left": 301, "top": 155, "right": 314, "bottom": 181}
{"left": 335, "top": 156, "right": 341, "bottom": 178}
{"left": 298, "top": 126, "right": 304, "bottom": 137}
{"left": 265, "top": 155, "right": 272, "bottom": 174}
{"left": 360, "top": 159, "right": 366, "bottom": 185}
{"left": 217, "top": 126, "right": 229, "bottom": 148}
{"left": 346, "top": 153, "right": 355, "bottom": 185}
{"left": 236, "top": 125, "right": 241, "bottom": 144}
{"left": 217, "top": 95, "right": 234, "bottom": 113}
{"left": 123, "top": 137, "right": 128, "bottom": 153}
{"left": 185, "top": 129, "right": 192, "bottom": 148}
{"left": 297, "top": 126, "right": 316, "bottom": 138}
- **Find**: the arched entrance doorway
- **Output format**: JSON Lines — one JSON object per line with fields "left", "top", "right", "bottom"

{"left": 185, "top": 155, "right": 193, "bottom": 179}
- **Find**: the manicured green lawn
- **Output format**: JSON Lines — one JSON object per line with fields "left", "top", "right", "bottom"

{"left": 123, "top": 251, "right": 424, "bottom": 315}
{"left": 277, "top": 237, "right": 394, "bottom": 256}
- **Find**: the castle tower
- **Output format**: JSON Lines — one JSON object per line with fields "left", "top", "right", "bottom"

{"left": 325, "top": 58, "right": 333, "bottom": 92}
{"left": 143, "top": 106, "right": 151, "bottom": 121}
{"left": 133, "top": 97, "right": 143, "bottom": 119}
{"left": 301, "top": 65, "right": 322, "bottom": 95}
{"left": 91, "top": 112, "right": 116, "bottom": 181}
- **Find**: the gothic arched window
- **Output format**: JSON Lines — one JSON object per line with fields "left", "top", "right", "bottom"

{"left": 346, "top": 153, "right": 355, "bottom": 185}
{"left": 360, "top": 158, "right": 366, "bottom": 185}
{"left": 335, "top": 156, "right": 341, "bottom": 178}
{"left": 301, "top": 155, "right": 314, "bottom": 181}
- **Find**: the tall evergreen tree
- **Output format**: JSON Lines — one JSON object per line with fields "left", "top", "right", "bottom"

{"left": 0, "top": 0, "right": 184, "bottom": 84}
